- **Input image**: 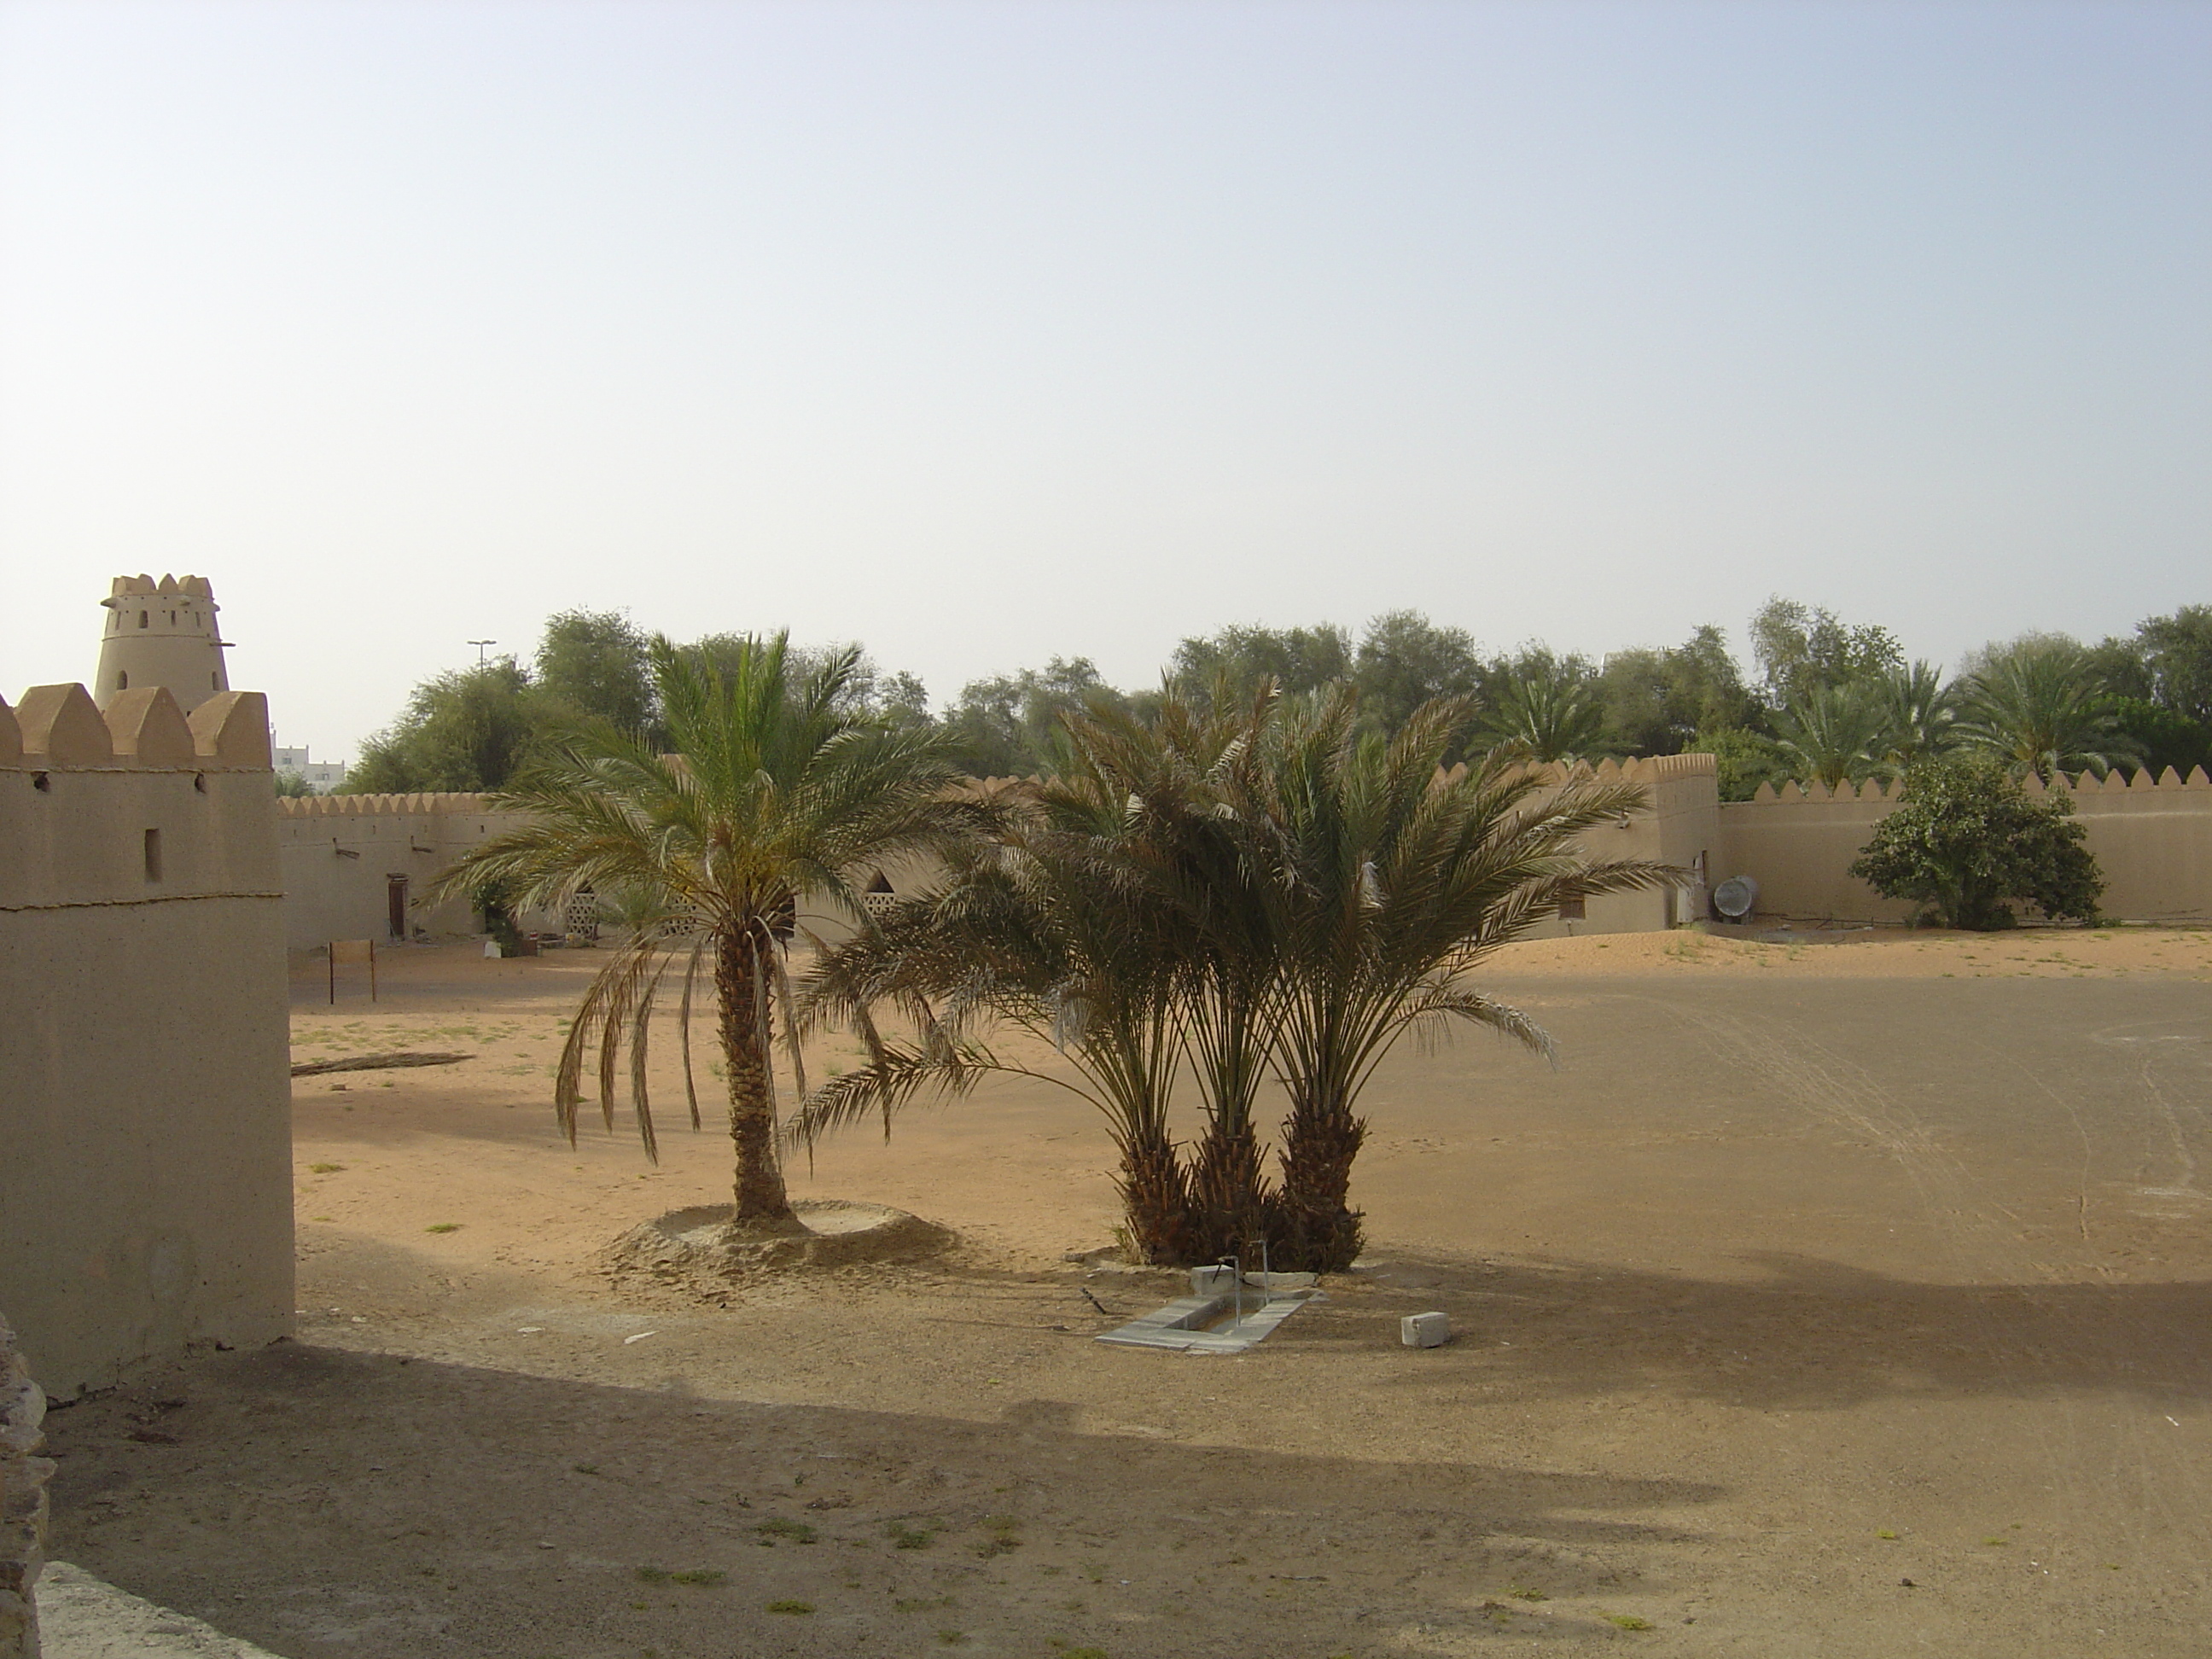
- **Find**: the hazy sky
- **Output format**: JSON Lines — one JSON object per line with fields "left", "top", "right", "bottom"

{"left": 2, "top": 1, "right": 2204, "bottom": 758}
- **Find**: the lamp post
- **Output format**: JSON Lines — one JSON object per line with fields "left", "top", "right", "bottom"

{"left": 467, "top": 639, "right": 498, "bottom": 667}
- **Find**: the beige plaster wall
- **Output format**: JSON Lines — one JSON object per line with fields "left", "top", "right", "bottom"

{"left": 0, "top": 685, "right": 293, "bottom": 1399}
{"left": 1715, "top": 768, "right": 2212, "bottom": 925}
{"left": 1479, "top": 753, "right": 1721, "bottom": 939}
{"left": 276, "top": 794, "right": 556, "bottom": 950}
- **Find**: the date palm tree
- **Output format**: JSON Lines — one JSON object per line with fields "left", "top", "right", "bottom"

{"left": 1481, "top": 651, "right": 1610, "bottom": 763}
{"left": 1957, "top": 639, "right": 2139, "bottom": 783}
{"left": 797, "top": 679, "right": 1303, "bottom": 1264}
{"left": 1773, "top": 681, "right": 1887, "bottom": 791}
{"left": 1054, "top": 682, "right": 1287, "bottom": 1261}
{"left": 792, "top": 763, "right": 1202, "bottom": 1261}
{"left": 1873, "top": 661, "right": 1959, "bottom": 775}
{"left": 799, "top": 683, "right": 1674, "bottom": 1272}
{"left": 428, "top": 633, "right": 998, "bottom": 1232}
{"left": 1253, "top": 689, "right": 1674, "bottom": 1269}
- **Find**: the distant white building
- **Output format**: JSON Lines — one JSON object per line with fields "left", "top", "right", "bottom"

{"left": 273, "top": 744, "right": 348, "bottom": 791}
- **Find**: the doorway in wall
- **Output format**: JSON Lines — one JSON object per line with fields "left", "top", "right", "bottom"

{"left": 387, "top": 875, "right": 410, "bottom": 940}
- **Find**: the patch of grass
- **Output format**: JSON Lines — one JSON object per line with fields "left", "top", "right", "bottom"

{"left": 1505, "top": 1584, "right": 1547, "bottom": 1602}
{"left": 1606, "top": 1613, "right": 1654, "bottom": 1630}
{"left": 894, "top": 1596, "right": 955, "bottom": 1612}
{"left": 1876, "top": 1528, "right": 1898, "bottom": 1540}
{"left": 424, "top": 1223, "right": 461, "bottom": 1234}
{"left": 756, "top": 1518, "right": 818, "bottom": 1545}
{"left": 888, "top": 1522, "right": 936, "bottom": 1550}
{"left": 572, "top": 1463, "right": 599, "bottom": 1476}
{"left": 1982, "top": 1536, "right": 2011, "bottom": 1546}
{"left": 633, "top": 1567, "right": 725, "bottom": 1586}
{"left": 934, "top": 1631, "right": 965, "bottom": 1646}
{"left": 308, "top": 1162, "right": 345, "bottom": 1174}
{"left": 765, "top": 1599, "right": 814, "bottom": 1615}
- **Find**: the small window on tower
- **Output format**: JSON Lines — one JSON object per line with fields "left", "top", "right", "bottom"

{"left": 1557, "top": 896, "right": 1586, "bottom": 921}
{"left": 212, "top": 672, "right": 220, "bottom": 690}
{"left": 138, "top": 610, "right": 148, "bottom": 628}
{"left": 116, "top": 671, "right": 128, "bottom": 690}
{"left": 143, "top": 829, "right": 163, "bottom": 882}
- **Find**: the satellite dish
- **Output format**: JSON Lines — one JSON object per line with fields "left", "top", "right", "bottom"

{"left": 1712, "top": 876, "right": 1758, "bottom": 921}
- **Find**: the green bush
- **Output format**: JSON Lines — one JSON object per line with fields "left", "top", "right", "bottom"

{"left": 1849, "top": 754, "right": 2104, "bottom": 930}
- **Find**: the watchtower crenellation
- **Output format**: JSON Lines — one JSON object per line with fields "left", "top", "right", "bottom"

{"left": 95, "top": 572, "right": 230, "bottom": 713}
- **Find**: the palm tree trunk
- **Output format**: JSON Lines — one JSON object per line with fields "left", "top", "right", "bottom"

{"left": 1274, "top": 1087, "right": 1366, "bottom": 1272}
{"left": 715, "top": 925, "right": 796, "bottom": 1230}
{"left": 1116, "top": 1127, "right": 1193, "bottom": 1266}
{"left": 1188, "top": 1115, "right": 1270, "bottom": 1264}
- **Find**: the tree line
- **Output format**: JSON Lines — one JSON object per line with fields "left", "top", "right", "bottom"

{"left": 342, "top": 599, "right": 2212, "bottom": 800}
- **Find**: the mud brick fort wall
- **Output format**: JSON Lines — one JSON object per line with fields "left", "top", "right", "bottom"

{"left": 0, "top": 684, "right": 293, "bottom": 1399}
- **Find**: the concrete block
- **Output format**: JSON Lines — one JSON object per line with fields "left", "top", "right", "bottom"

{"left": 1190, "top": 1265, "right": 1237, "bottom": 1296}
{"left": 1400, "top": 1311, "right": 1452, "bottom": 1348}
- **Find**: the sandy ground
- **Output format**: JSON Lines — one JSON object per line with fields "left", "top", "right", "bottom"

{"left": 38, "top": 925, "right": 2212, "bottom": 1658}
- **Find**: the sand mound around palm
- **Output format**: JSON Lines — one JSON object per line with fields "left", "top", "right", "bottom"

{"left": 602, "top": 1198, "right": 954, "bottom": 1294}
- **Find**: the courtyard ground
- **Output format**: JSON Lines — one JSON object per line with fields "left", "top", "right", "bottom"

{"left": 39, "top": 927, "right": 2212, "bottom": 1658}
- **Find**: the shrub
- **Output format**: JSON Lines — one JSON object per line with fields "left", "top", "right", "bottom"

{"left": 1849, "top": 755, "right": 2104, "bottom": 930}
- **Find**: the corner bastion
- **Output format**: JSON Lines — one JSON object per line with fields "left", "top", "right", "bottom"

{"left": 0, "top": 684, "right": 294, "bottom": 1399}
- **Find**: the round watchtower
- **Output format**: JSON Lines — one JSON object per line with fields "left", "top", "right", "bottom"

{"left": 95, "top": 573, "right": 230, "bottom": 713}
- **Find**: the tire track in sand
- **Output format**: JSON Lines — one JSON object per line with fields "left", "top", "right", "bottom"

{"left": 1634, "top": 992, "right": 2212, "bottom": 1593}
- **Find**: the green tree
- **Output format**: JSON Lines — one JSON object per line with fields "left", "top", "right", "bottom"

{"left": 1481, "top": 649, "right": 1609, "bottom": 762}
{"left": 428, "top": 634, "right": 997, "bottom": 1229}
{"left": 2109, "top": 696, "right": 2212, "bottom": 779}
{"left": 1169, "top": 622, "right": 1353, "bottom": 708}
{"left": 1956, "top": 636, "right": 2139, "bottom": 783}
{"left": 1849, "top": 754, "right": 2104, "bottom": 930}
{"left": 1350, "top": 610, "right": 1482, "bottom": 736}
{"left": 942, "top": 656, "right": 1125, "bottom": 776}
{"left": 349, "top": 659, "right": 541, "bottom": 793}
{"left": 1749, "top": 598, "right": 1902, "bottom": 710}
{"left": 1598, "top": 625, "right": 1759, "bottom": 755}
{"left": 535, "top": 609, "right": 657, "bottom": 736}
{"left": 1690, "top": 726, "right": 1794, "bottom": 801}
{"left": 274, "top": 769, "right": 318, "bottom": 798}
{"left": 2136, "top": 604, "right": 2212, "bottom": 725}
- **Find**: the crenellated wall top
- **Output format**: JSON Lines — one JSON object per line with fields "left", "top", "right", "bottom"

{"left": 279, "top": 791, "right": 494, "bottom": 817}
{"left": 1744, "top": 765, "right": 2212, "bottom": 805}
{"left": 0, "top": 684, "right": 269, "bottom": 771}
{"left": 104, "top": 572, "right": 215, "bottom": 602}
